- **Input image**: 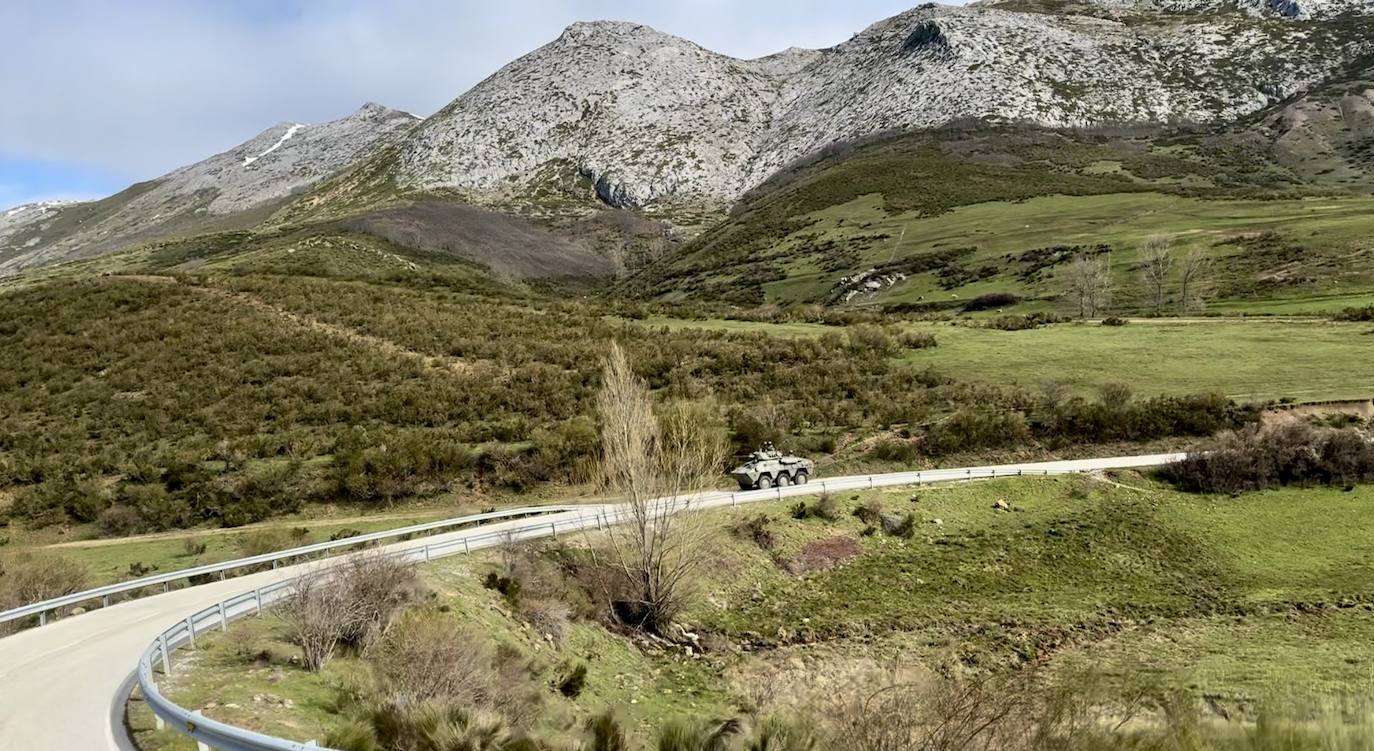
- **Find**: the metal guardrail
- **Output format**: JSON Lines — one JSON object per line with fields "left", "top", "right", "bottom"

{"left": 136, "top": 455, "right": 1185, "bottom": 751}
{"left": 0, "top": 504, "right": 584, "bottom": 628}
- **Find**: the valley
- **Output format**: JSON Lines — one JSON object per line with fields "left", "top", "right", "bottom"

{"left": 4, "top": 1, "right": 1374, "bottom": 749}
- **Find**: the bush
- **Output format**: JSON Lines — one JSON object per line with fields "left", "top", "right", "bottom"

{"left": 896, "top": 330, "right": 938, "bottom": 350}
{"left": 181, "top": 538, "right": 207, "bottom": 557}
{"left": 962, "top": 292, "right": 1019, "bottom": 312}
{"left": 0, "top": 551, "right": 87, "bottom": 634}
{"left": 483, "top": 572, "right": 523, "bottom": 605}
{"left": 556, "top": 663, "right": 588, "bottom": 698}
{"left": 853, "top": 500, "right": 884, "bottom": 525}
{"left": 368, "top": 610, "right": 495, "bottom": 705}
{"left": 238, "top": 528, "right": 293, "bottom": 557}
{"left": 1333, "top": 305, "right": 1374, "bottom": 322}
{"left": 985, "top": 312, "right": 1065, "bottom": 331}
{"left": 1101, "top": 316, "right": 1128, "bottom": 326}
{"left": 792, "top": 493, "right": 840, "bottom": 521}
{"left": 282, "top": 552, "right": 421, "bottom": 671}
{"left": 96, "top": 505, "right": 142, "bottom": 537}
{"left": 730, "top": 514, "right": 776, "bottom": 550}
{"left": 523, "top": 598, "right": 572, "bottom": 644}
{"left": 924, "top": 409, "right": 1030, "bottom": 455}
{"left": 1162, "top": 424, "right": 1374, "bottom": 494}
{"left": 867, "top": 438, "right": 920, "bottom": 462}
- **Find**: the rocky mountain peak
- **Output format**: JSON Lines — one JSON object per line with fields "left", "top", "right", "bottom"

{"left": 384, "top": 0, "right": 1373, "bottom": 212}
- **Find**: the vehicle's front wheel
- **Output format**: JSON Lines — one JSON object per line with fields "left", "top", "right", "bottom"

{"left": 757, "top": 475, "right": 773, "bottom": 490}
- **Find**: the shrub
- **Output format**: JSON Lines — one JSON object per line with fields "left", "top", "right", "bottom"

{"left": 329, "top": 528, "right": 364, "bottom": 543}
{"left": 181, "top": 538, "right": 207, "bottom": 557}
{"left": 0, "top": 550, "right": 87, "bottom": 627}
{"left": 962, "top": 292, "right": 1019, "bottom": 312}
{"left": 1333, "top": 305, "right": 1374, "bottom": 322}
{"left": 556, "top": 663, "right": 589, "bottom": 698}
{"left": 730, "top": 514, "right": 776, "bottom": 550}
{"left": 1162, "top": 424, "right": 1374, "bottom": 494}
{"left": 924, "top": 409, "right": 1030, "bottom": 455}
{"left": 792, "top": 493, "right": 840, "bottom": 521}
{"left": 896, "top": 330, "right": 938, "bottom": 350}
{"left": 282, "top": 552, "right": 421, "bottom": 671}
{"left": 238, "top": 528, "right": 293, "bottom": 557}
{"left": 985, "top": 312, "right": 1065, "bottom": 331}
{"left": 368, "top": 610, "right": 495, "bottom": 705}
{"left": 97, "top": 505, "right": 142, "bottom": 537}
{"left": 1101, "top": 316, "right": 1128, "bottom": 326}
{"left": 880, "top": 512, "right": 918, "bottom": 539}
{"left": 483, "top": 572, "right": 522, "bottom": 605}
{"left": 867, "top": 438, "right": 920, "bottom": 462}
{"left": 853, "top": 500, "right": 883, "bottom": 525}
{"left": 523, "top": 598, "right": 572, "bottom": 644}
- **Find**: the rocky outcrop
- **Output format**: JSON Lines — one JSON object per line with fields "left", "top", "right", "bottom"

{"left": 388, "top": 2, "right": 1374, "bottom": 211}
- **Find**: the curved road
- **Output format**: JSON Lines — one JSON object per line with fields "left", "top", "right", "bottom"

{"left": 0, "top": 454, "right": 1181, "bottom": 749}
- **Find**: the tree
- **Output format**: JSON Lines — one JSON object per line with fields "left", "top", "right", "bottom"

{"left": 594, "top": 341, "right": 726, "bottom": 634}
{"left": 1065, "top": 253, "right": 1112, "bottom": 319}
{"left": 1178, "top": 247, "right": 1212, "bottom": 313}
{"left": 1138, "top": 237, "right": 1174, "bottom": 315}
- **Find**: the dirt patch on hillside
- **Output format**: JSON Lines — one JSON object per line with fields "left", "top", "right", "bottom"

{"left": 783, "top": 535, "right": 862, "bottom": 576}
{"left": 341, "top": 201, "right": 614, "bottom": 280}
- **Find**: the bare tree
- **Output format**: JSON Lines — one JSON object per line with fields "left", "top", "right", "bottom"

{"left": 1065, "top": 253, "right": 1112, "bottom": 318}
{"left": 594, "top": 341, "right": 726, "bottom": 633}
{"left": 1138, "top": 237, "right": 1174, "bottom": 315}
{"left": 1178, "top": 247, "right": 1213, "bottom": 313}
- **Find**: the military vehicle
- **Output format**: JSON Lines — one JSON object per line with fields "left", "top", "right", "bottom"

{"left": 730, "top": 443, "right": 814, "bottom": 490}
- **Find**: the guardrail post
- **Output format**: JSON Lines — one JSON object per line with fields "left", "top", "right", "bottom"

{"left": 550, "top": 522, "right": 558, "bottom": 538}
{"left": 254, "top": 588, "right": 263, "bottom": 616}
{"left": 39, "top": 611, "right": 46, "bottom": 627}
{"left": 102, "top": 595, "right": 110, "bottom": 608}
{"left": 463, "top": 538, "right": 470, "bottom": 555}
{"left": 730, "top": 493, "right": 737, "bottom": 506}
{"left": 159, "top": 634, "right": 172, "bottom": 674}
{"left": 186, "top": 617, "right": 196, "bottom": 648}
{"left": 218, "top": 602, "right": 228, "bottom": 632}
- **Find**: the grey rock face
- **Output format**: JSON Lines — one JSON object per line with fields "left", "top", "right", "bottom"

{"left": 0, "top": 103, "right": 417, "bottom": 275}
{"left": 391, "top": 2, "right": 1374, "bottom": 209}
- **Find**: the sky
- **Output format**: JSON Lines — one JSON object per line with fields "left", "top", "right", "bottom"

{"left": 0, "top": 0, "right": 971, "bottom": 211}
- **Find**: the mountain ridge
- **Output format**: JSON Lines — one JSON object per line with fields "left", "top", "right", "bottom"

{"left": 0, "top": 103, "right": 418, "bottom": 276}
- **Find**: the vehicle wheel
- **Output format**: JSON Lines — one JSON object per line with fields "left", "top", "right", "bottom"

{"left": 794, "top": 470, "right": 809, "bottom": 485}
{"left": 777, "top": 473, "right": 791, "bottom": 487}
{"left": 757, "top": 475, "right": 773, "bottom": 490}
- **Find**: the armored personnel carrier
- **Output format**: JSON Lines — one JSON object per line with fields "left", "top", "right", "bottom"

{"left": 730, "top": 443, "right": 814, "bottom": 490}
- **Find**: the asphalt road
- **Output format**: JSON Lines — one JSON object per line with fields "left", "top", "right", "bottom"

{"left": 0, "top": 453, "right": 1183, "bottom": 750}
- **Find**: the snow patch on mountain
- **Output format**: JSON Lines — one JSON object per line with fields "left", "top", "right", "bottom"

{"left": 243, "top": 123, "right": 304, "bottom": 167}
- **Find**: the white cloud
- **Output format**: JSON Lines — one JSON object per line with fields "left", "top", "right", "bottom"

{"left": 0, "top": 1, "right": 964, "bottom": 185}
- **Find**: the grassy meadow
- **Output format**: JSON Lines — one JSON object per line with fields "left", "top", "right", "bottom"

{"left": 139, "top": 474, "right": 1374, "bottom": 749}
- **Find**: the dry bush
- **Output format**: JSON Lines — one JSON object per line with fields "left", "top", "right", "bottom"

{"left": 523, "top": 598, "right": 572, "bottom": 645}
{"left": 334, "top": 551, "right": 423, "bottom": 650}
{"left": 0, "top": 550, "right": 87, "bottom": 631}
{"left": 729, "top": 514, "right": 776, "bottom": 551}
{"left": 238, "top": 527, "right": 294, "bottom": 557}
{"left": 367, "top": 610, "right": 496, "bottom": 706}
{"left": 280, "top": 551, "right": 421, "bottom": 671}
{"left": 823, "top": 674, "right": 1037, "bottom": 751}
{"left": 279, "top": 569, "right": 353, "bottom": 672}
